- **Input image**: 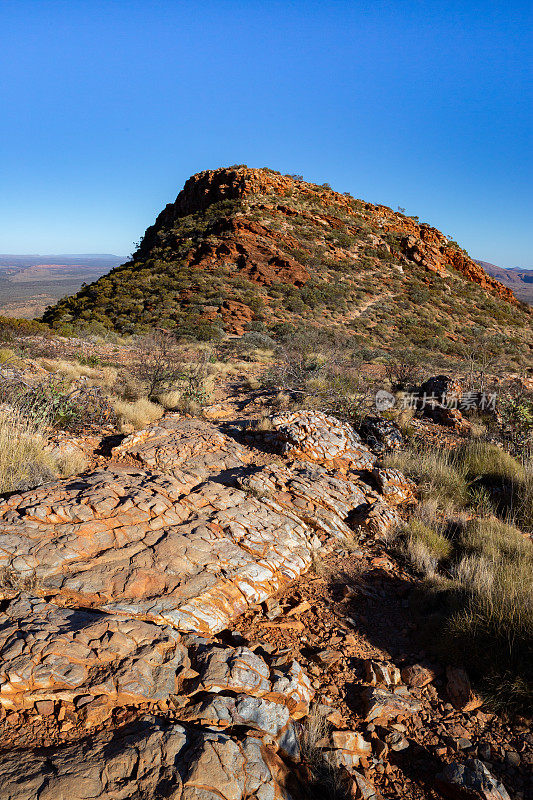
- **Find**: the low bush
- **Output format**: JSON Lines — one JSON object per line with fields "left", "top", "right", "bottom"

{"left": 54, "top": 448, "right": 89, "bottom": 478}
{"left": 458, "top": 517, "right": 530, "bottom": 562}
{"left": 392, "top": 438, "right": 533, "bottom": 711}
{"left": 457, "top": 441, "right": 525, "bottom": 484}
{"left": 0, "top": 373, "right": 115, "bottom": 432}
{"left": 445, "top": 550, "right": 533, "bottom": 711}
{"left": 404, "top": 518, "right": 452, "bottom": 567}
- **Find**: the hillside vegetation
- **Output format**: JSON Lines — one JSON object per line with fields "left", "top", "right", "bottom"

{"left": 42, "top": 166, "right": 532, "bottom": 368}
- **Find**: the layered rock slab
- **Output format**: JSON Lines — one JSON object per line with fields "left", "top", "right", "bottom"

{"left": 0, "top": 600, "right": 313, "bottom": 798}
{"left": 0, "top": 714, "right": 293, "bottom": 800}
{"left": 0, "top": 413, "right": 409, "bottom": 634}
{"left": 112, "top": 413, "right": 250, "bottom": 479}
{"left": 239, "top": 462, "right": 372, "bottom": 540}
{"left": 239, "top": 461, "right": 414, "bottom": 543}
{"left": 270, "top": 410, "right": 376, "bottom": 469}
{"left": 0, "top": 465, "right": 322, "bottom": 634}
{"left": 0, "top": 412, "right": 419, "bottom": 800}
{"left": 0, "top": 595, "right": 190, "bottom": 709}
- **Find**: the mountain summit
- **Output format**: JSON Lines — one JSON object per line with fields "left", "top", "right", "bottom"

{"left": 43, "top": 166, "right": 531, "bottom": 360}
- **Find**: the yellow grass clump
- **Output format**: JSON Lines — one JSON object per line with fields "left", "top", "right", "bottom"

{"left": 0, "top": 411, "right": 56, "bottom": 493}
{"left": 112, "top": 398, "right": 164, "bottom": 432}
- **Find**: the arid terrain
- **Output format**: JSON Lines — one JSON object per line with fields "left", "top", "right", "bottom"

{"left": 0, "top": 318, "right": 530, "bottom": 799}
{"left": 0, "top": 255, "right": 123, "bottom": 319}
{"left": 0, "top": 166, "right": 530, "bottom": 800}
{"left": 42, "top": 167, "right": 532, "bottom": 372}
{"left": 475, "top": 261, "right": 533, "bottom": 306}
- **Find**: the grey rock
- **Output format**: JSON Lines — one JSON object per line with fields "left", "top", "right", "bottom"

{"left": 436, "top": 758, "right": 511, "bottom": 800}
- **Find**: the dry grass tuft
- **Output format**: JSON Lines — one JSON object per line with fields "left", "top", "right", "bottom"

{"left": 244, "top": 375, "right": 261, "bottom": 391}
{"left": 54, "top": 449, "right": 89, "bottom": 478}
{"left": 298, "top": 705, "right": 352, "bottom": 799}
{"left": 445, "top": 550, "right": 533, "bottom": 707}
{"left": 457, "top": 441, "right": 525, "bottom": 484}
{"left": 513, "top": 460, "right": 533, "bottom": 533}
{"left": 156, "top": 389, "right": 184, "bottom": 410}
{"left": 403, "top": 518, "right": 452, "bottom": 575}
{"left": 0, "top": 411, "right": 56, "bottom": 493}
{"left": 112, "top": 398, "right": 164, "bottom": 432}
{"left": 392, "top": 439, "right": 533, "bottom": 711}
{"left": 0, "top": 347, "right": 21, "bottom": 366}
{"left": 384, "top": 446, "right": 468, "bottom": 506}
{"left": 40, "top": 358, "right": 118, "bottom": 389}
{"left": 458, "top": 517, "right": 530, "bottom": 562}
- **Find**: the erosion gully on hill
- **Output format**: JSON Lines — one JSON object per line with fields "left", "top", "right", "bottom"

{"left": 0, "top": 400, "right": 530, "bottom": 800}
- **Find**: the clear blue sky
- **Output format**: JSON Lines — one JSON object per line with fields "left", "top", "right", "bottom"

{"left": 1, "top": 0, "right": 531, "bottom": 266}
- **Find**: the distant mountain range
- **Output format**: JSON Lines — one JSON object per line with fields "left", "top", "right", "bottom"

{"left": 0, "top": 254, "right": 124, "bottom": 319}
{"left": 475, "top": 260, "right": 533, "bottom": 305}
{"left": 0, "top": 254, "right": 124, "bottom": 269}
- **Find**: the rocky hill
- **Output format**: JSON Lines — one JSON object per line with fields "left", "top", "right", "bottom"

{"left": 476, "top": 259, "right": 533, "bottom": 305}
{"left": 42, "top": 167, "right": 531, "bottom": 363}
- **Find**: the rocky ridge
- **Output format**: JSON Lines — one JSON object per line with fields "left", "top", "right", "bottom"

{"left": 0, "top": 412, "right": 409, "bottom": 799}
{"left": 0, "top": 409, "right": 527, "bottom": 799}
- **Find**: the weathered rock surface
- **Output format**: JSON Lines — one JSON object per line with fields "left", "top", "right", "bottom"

{"left": 371, "top": 467, "right": 416, "bottom": 506}
{"left": 239, "top": 462, "right": 373, "bottom": 541}
{"left": 326, "top": 730, "right": 372, "bottom": 769}
{"left": 0, "top": 713, "right": 293, "bottom": 800}
{"left": 180, "top": 693, "right": 291, "bottom": 736}
{"left": 364, "top": 659, "right": 401, "bottom": 687}
{"left": 0, "top": 464, "right": 317, "bottom": 635}
{"left": 446, "top": 666, "right": 483, "bottom": 712}
{"left": 270, "top": 411, "right": 376, "bottom": 468}
{"left": 359, "top": 416, "right": 403, "bottom": 455}
{"left": 0, "top": 413, "right": 421, "bottom": 799}
{"left": 435, "top": 758, "right": 511, "bottom": 800}
{"left": 0, "top": 595, "right": 189, "bottom": 709}
{"left": 419, "top": 375, "right": 463, "bottom": 405}
{"left": 401, "top": 663, "right": 436, "bottom": 688}
{"left": 352, "top": 770, "right": 384, "bottom": 799}
{"left": 423, "top": 401, "right": 472, "bottom": 433}
{"left": 0, "top": 416, "right": 409, "bottom": 637}
{"left": 362, "top": 687, "right": 422, "bottom": 722}
{"left": 351, "top": 499, "right": 402, "bottom": 538}
{"left": 112, "top": 413, "right": 250, "bottom": 479}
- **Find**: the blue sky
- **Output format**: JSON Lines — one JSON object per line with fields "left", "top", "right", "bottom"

{"left": 1, "top": 0, "right": 531, "bottom": 266}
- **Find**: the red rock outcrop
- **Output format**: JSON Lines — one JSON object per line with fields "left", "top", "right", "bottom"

{"left": 143, "top": 166, "right": 518, "bottom": 309}
{"left": 44, "top": 166, "right": 530, "bottom": 342}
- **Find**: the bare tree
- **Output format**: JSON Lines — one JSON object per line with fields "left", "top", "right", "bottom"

{"left": 134, "top": 331, "right": 185, "bottom": 398}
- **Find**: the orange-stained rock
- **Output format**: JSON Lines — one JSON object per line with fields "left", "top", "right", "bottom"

{"left": 269, "top": 410, "right": 376, "bottom": 469}
{"left": 401, "top": 663, "right": 436, "bottom": 688}
{"left": 446, "top": 666, "right": 483, "bottom": 711}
